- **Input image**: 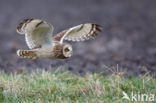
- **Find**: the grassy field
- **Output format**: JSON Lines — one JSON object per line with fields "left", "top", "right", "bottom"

{"left": 0, "top": 69, "right": 155, "bottom": 103}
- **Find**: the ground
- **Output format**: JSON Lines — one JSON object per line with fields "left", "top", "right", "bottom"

{"left": 0, "top": 70, "right": 156, "bottom": 102}
{"left": 0, "top": 0, "right": 155, "bottom": 76}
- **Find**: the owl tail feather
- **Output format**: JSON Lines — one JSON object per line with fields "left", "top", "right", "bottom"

{"left": 17, "top": 50, "right": 38, "bottom": 60}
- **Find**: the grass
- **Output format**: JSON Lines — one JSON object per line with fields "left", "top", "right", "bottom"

{"left": 0, "top": 69, "right": 155, "bottom": 103}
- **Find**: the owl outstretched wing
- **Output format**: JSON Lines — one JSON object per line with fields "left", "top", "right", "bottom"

{"left": 53, "top": 23, "right": 102, "bottom": 43}
{"left": 16, "top": 18, "right": 54, "bottom": 49}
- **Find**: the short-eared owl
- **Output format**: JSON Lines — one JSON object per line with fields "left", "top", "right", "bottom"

{"left": 16, "top": 18, "right": 102, "bottom": 60}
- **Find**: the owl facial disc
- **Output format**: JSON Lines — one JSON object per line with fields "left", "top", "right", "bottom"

{"left": 63, "top": 44, "right": 72, "bottom": 58}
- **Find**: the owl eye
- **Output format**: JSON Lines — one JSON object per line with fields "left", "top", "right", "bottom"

{"left": 65, "top": 48, "right": 70, "bottom": 52}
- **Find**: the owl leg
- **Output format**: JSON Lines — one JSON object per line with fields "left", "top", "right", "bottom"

{"left": 17, "top": 50, "right": 38, "bottom": 60}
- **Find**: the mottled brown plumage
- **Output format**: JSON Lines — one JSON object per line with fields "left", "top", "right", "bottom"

{"left": 16, "top": 18, "right": 102, "bottom": 60}
{"left": 53, "top": 30, "right": 68, "bottom": 41}
{"left": 53, "top": 24, "right": 102, "bottom": 42}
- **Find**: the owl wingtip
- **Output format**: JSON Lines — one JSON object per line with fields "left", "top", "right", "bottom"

{"left": 16, "top": 18, "right": 34, "bottom": 34}
{"left": 94, "top": 24, "right": 102, "bottom": 32}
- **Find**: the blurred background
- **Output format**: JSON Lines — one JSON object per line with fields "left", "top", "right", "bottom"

{"left": 0, "top": 0, "right": 155, "bottom": 76}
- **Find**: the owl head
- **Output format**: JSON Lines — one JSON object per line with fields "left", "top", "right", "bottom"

{"left": 62, "top": 43, "right": 72, "bottom": 58}
{"left": 52, "top": 42, "right": 72, "bottom": 59}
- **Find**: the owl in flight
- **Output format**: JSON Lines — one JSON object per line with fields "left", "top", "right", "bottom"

{"left": 16, "top": 18, "right": 102, "bottom": 60}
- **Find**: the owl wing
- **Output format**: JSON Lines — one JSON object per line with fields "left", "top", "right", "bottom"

{"left": 16, "top": 18, "right": 54, "bottom": 49}
{"left": 53, "top": 23, "right": 102, "bottom": 43}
